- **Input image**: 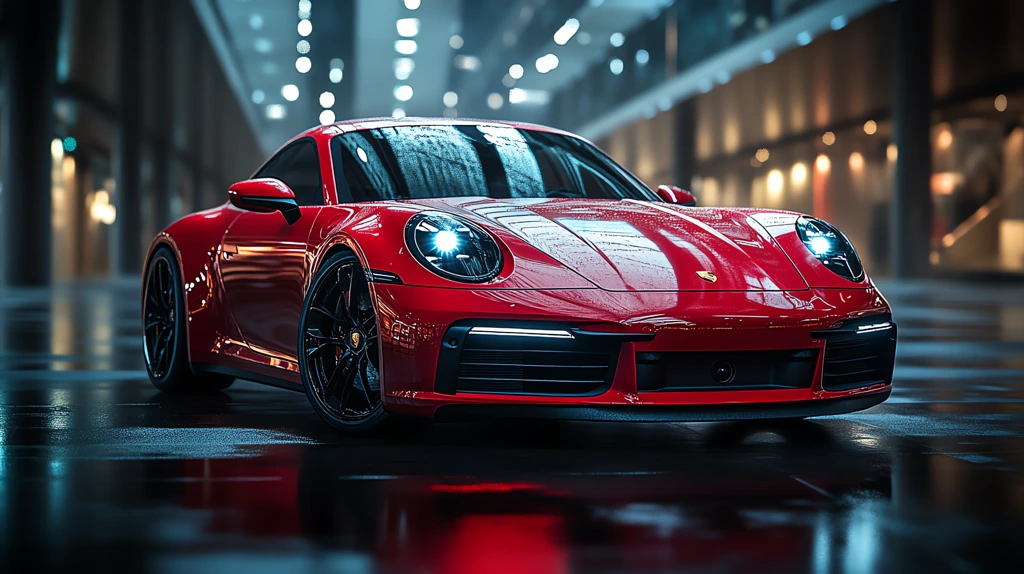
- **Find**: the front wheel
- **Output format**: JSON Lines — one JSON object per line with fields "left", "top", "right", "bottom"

{"left": 143, "top": 247, "right": 234, "bottom": 393}
{"left": 298, "top": 252, "right": 390, "bottom": 434}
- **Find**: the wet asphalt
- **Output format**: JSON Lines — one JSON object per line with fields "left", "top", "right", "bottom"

{"left": 1, "top": 277, "right": 1022, "bottom": 573}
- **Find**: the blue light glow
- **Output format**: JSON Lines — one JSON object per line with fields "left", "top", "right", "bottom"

{"left": 434, "top": 230, "right": 459, "bottom": 254}
{"left": 810, "top": 236, "right": 831, "bottom": 255}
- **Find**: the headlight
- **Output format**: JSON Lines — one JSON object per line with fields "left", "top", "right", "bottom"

{"left": 796, "top": 216, "right": 864, "bottom": 281}
{"left": 405, "top": 212, "right": 503, "bottom": 282}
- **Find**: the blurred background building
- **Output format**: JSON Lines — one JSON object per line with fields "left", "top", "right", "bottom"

{"left": 1, "top": 0, "right": 1023, "bottom": 287}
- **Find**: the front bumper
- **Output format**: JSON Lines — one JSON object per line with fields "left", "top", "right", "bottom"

{"left": 371, "top": 284, "right": 894, "bottom": 420}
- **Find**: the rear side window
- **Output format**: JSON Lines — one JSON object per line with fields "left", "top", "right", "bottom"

{"left": 255, "top": 139, "right": 323, "bottom": 206}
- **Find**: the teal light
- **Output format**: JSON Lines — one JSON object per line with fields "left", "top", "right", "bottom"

{"left": 62, "top": 137, "right": 77, "bottom": 152}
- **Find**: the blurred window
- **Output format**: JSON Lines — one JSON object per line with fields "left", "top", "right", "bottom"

{"left": 330, "top": 125, "right": 654, "bottom": 203}
{"left": 254, "top": 138, "right": 323, "bottom": 206}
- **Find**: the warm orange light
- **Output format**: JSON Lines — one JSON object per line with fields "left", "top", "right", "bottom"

{"left": 767, "top": 169, "right": 784, "bottom": 198}
{"left": 886, "top": 143, "right": 898, "bottom": 162}
{"left": 863, "top": 120, "right": 877, "bottom": 135}
{"left": 815, "top": 154, "right": 831, "bottom": 173}
{"left": 755, "top": 148, "right": 770, "bottom": 162}
{"left": 931, "top": 172, "right": 962, "bottom": 195}
{"left": 849, "top": 152, "right": 864, "bottom": 172}
{"left": 791, "top": 162, "right": 808, "bottom": 185}
{"left": 936, "top": 128, "right": 953, "bottom": 150}
{"left": 995, "top": 94, "right": 1007, "bottom": 112}
{"left": 822, "top": 131, "right": 836, "bottom": 146}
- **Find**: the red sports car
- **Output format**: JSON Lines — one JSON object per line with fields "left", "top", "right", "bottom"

{"left": 142, "top": 118, "right": 896, "bottom": 434}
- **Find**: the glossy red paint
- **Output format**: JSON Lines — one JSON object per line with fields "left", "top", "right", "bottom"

{"left": 144, "top": 118, "right": 893, "bottom": 421}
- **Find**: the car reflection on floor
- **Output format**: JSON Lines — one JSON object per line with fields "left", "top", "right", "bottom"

{"left": 1, "top": 278, "right": 1022, "bottom": 573}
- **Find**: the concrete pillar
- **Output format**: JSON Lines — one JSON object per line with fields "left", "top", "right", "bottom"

{"left": 0, "top": 0, "right": 62, "bottom": 286}
{"left": 673, "top": 98, "right": 696, "bottom": 191}
{"left": 115, "top": 0, "right": 143, "bottom": 274}
{"left": 151, "top": 0, "right": 173, "bottom": 230}
{"left": 890, "top": 0, "right": 934, "bottom": 278}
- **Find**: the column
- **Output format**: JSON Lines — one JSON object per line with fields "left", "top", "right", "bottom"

{"left": 673, "top": 97, "right": 696, "bottom": 191}
{"left": 1, "top": 0, "right": 62, "bottom": 286}
{"left": 115, "top": 0, "right": 143, "bottom": 274}
{"left": 890, "top": 0, "right": 933, "bottom": 278}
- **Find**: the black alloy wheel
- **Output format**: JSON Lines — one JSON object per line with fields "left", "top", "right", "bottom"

{"left": 144, "top": 256, "right": 177, "bottom": 379}
{"left": 142, "top": 247, "right": 233, "bottom": 393}
{"left": 299, "top": 252, "right": 388, "bottom": 433}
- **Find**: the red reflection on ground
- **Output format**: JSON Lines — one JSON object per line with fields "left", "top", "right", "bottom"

{"left": 182, "top": 452, "right": 300, "bottom": 537}
{"left": 430, "top": 481, "right": 544, "bottom": 494}
{"left": 441, "top": 514, "right": 567, "bottom": 574}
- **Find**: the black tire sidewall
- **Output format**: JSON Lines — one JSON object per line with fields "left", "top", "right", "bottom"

{"left": 143, "top": 247, "right": 192, "bottom": 391}
{"left": 298, "top": 252, "right": 390, "bottom": 434}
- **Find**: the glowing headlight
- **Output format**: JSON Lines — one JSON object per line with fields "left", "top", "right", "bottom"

{"left": 796, "top": 216, "right": 864, "bottom": 281}
{"left": 405, "top": 212, "right": 503, "bottom": 282}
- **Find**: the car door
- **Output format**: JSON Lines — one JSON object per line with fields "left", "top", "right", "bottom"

{"left": 220, "top": 138, "right": 325, "bottom": 363}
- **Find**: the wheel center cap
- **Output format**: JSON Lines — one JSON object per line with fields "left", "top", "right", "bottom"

{"left": 349, "top": 330, "right": 363, "bottom": 351}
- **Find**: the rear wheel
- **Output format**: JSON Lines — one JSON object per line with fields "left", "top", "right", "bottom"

{"left": 143, "top": 247, "right": 234, "bottom": 393}
{"left": 298, "top": 252, "right": 389, "bottom": 434}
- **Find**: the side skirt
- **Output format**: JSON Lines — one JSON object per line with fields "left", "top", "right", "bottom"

{"left": 193, "top": 363, "right": 305, "bottom": 393}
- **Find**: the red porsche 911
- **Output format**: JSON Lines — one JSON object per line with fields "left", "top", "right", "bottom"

{"left": 142, "top": 118, "right": 896, "bottom": 434}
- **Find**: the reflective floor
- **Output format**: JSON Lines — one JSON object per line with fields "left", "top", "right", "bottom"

{"left": 1, "top": 278, "right": 1023, "bottom": 573}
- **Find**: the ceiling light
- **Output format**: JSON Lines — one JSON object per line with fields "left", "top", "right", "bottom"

{"left": 249, "top": 14, "right": 263, "bottom": 31}
{"left": 610, "top": 32, "right": 624, "bottom": 47}
{"left": 443, "top": 91, "right": 458, "bottom": 107}
{"left": 251, "top": 89, "right": 265, "bottom": 104}
{"left": 553, "top": 18, "right": 579, "bottom": 45}
{"left": 297, "top": 19, "right": 312, "bottom": 37}
{"left": 635, "top": 49, "right": 649, "bottom": 66}
{"left": 392, "top": 108, "right": 406, "bottom": 119}
{"left": 296, "top": 40, "right": 310, "bottom": 54}
{"left": 295, "top": 57, "right": 311, "bottom": 73}
{"left": 394, "top": 85, "right": 414, "bottom": 102}
{"left": 508, "top": 63, "right": 524, "bottom": 79}
{"left": 577, "top": 31, "right": 591, "bottom": 45}
{"left": 319, "top": 91, "right": 335, "bottom": 108}
{"left": 404, "top": 0, "right": 420, "bottom": 9}
{"left": 298, "top": 0, "right": 312, "bottom": 18}
{"left": 487, "top": 93, "right": 503, "bottom": 110}
{"left": 508, "top": 88, "right": 549, "bottom": 105}
{"left": 396, "top": 18, "right": 420, "bottom": 37}
{"left": 266, "top": 104, "right": 286, "bottom": 120}
{"left": 329, "top": 68, "right": 343, "bottom": 83}
{"left": 609, "top": 58, "right": 623, "bottom": 75}
{"left": 535, "top": 53, "right": 559, "bottom": 73}
{"left": 395, "top": 39, "right": 417, "bottom": 55}
{"left": 797, "top": 31, "right": 813, "bottom": 45}
{"left": 449, "top": 34, "right": 463, "bottom": 49}
{"left": 830, "top": 15, "right": 847, "bottom": 30}
{"left": 393, "top": 57, "right": 415, "bottom": 80}
{"left": 319, "top": 109, "right": 336, "bottom": 125}
{"left": 454, "top": 55, "right": 481, "bottom": 71}
{"left": 254, "top": 38, "right": 273, "bottom": 53}
{"left": 502, "top": 74, "right": 516, "bottom": 87}
{"left": 281, "top": 84, "right": 299, "bottom": 101}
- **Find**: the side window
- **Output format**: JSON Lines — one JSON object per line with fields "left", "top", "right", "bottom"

{"left": 255, "top": 139, "right": 323, "bottom": 206}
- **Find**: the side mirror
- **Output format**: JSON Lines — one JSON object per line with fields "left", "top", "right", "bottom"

{"left": 656, "top": 185, "right": 696, "bottom": 207}
{"left": 228, "top": 179, "right": 301, "bottom": 224}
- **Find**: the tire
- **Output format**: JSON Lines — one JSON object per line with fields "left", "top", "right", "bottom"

{"left": 298, "top": 251, "right": 391, "bottom": 435}
{"left": 143, "top": 247, "right": 234, "bottom": 393}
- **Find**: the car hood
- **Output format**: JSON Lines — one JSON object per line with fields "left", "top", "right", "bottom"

{"left": 404, "top": 198, "right": 809, "bottom": 292}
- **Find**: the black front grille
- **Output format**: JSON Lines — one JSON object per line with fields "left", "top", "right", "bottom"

{"left": 434, "top": 323, "right": 641, "bottom": 396}
{"left": 456, "top": 348, "right": 614, "bottom": 395}
{"left": 821, "top": 330, "right": 896, "bottom": 391}
{"left": 815, "top": 315, "right": 897, "bottom": 391}
{"left": 636, "top": 350, "right": 818, "bottom": 392}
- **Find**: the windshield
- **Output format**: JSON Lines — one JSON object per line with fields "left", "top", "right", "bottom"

{"left": 330, "top": 124, "right": 655, "bottom": 202}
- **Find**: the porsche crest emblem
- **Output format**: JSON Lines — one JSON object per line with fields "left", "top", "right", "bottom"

{"left": 696, "top": 270, "right": 718, "bottom": 283}
{"left": 350, "top": 331, "right": 362, "bottom": 349}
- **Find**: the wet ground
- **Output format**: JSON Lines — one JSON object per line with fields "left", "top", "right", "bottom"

{"left": 1, "top": 278, "right": 1023, "bottom": 573}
